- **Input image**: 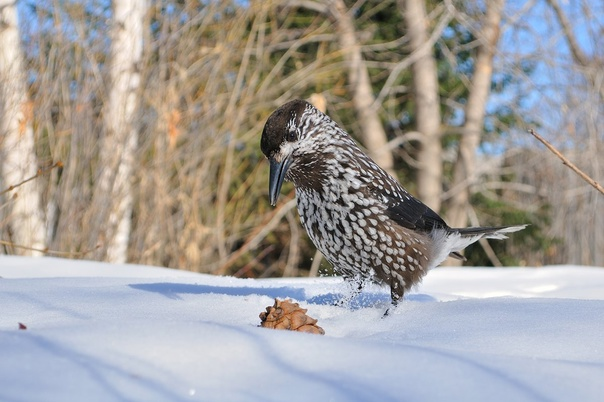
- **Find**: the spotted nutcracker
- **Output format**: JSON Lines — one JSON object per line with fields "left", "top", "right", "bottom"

{"left": 261, "top": 99, "right": 526, "bottom": 310}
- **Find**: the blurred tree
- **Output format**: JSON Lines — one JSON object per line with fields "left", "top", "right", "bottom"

{"left": 5, "top": 0, "right": 600, "bottom": 271}
{"left": 400, "top": 0, "right": 445, "bottom": 212}
{"left": 92, "top": 0, "right": 145, "bottom": 263}
{"left": 446, "top": 0, "right": 506, "bottom": 232}
{"left": 0, "top": 0, "right": 46, "bottom": 255}
{"left": 330, "top": 0, "right": 396, "bottom": 176}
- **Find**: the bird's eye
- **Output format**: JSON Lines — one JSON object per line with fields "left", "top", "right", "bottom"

{"left": 287, "top": 129, "right": 297, "bottom": 142}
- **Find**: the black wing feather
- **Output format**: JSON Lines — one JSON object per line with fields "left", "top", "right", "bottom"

{"left": 358, "top": 151, "right": 449, "bottom": 233}
{"left": 382, "top": 193, "right": 448, "bottom": 233}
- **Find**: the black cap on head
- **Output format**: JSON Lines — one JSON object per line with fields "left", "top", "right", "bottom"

{"left": 260, "top": 99, "right": 310, "bottom": 158}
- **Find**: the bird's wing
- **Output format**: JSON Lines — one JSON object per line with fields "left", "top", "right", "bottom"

{"left": 354, "top": 151, "right": 448, "bottom": 233}
{"left": 378, "top": 190, "right": 447, "bottom": 233}
{"left": 385, "top": 195, "right": 447, "bottom": 232}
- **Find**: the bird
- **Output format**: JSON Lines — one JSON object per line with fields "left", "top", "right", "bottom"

{"left": 260, "top": 99, "right": 526, "bottom": 311}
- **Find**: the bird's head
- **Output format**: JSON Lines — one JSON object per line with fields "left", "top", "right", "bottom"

{"left": 260, "top": 99, "right": 327, "bottom": 206}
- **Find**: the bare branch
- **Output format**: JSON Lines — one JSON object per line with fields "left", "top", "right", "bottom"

{"left": 0, "top": 239, "right": 99, "bottom": 258}
{"left": 308, "top": 249, "right": 323, "bottom": 277}
{"left": 0, "top": 161, "right": 63, "bottom": 196}
{"left": 216, "top": 197, "right": 297, "bottom": 275}
{"left": 547, "top": 0, "right": 590, "bottom": 67}
{"left": 529, "top": 129, "right": 604, "bottom": 196}
{"left": 468, "top": 206, "right": 503, "bottom": 267}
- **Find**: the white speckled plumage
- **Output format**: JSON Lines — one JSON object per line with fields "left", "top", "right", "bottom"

{"left": 261, "top": 100, "right": 526, "bottom": 307}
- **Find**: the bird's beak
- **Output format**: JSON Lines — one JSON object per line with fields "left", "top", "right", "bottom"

{"left": 268, "top": 156, "right": 292, "bottom": 206}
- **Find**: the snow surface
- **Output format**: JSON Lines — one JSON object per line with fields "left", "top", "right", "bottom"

{"left": 1, "top": 256, "right": 603, "bottom": 402}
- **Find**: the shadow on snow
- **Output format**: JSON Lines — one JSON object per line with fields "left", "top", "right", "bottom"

{"left": 128, "top": 282, "right": 436, "bottom": 308}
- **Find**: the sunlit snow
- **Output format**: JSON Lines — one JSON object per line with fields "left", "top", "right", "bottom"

{"left": 1, "top": 256, "right": 603, "bottom": 401}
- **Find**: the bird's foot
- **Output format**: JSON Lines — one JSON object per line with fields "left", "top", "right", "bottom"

{"left": 382, "top": 299, "right": 400, "bottom": 318}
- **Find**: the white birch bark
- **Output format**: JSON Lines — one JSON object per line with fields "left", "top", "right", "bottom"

{"left": 96, "top": 0, "right": 145, "bottom": 263}
{"left": 0, "top": 0, "right": 46, "bottom": 254}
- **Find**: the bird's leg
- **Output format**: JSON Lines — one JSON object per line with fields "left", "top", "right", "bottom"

{"left": 382, "top": 283, "right": 403, "bottom": 318}
{"left": 382, "top": 299, "right": 400, "bottom": 318}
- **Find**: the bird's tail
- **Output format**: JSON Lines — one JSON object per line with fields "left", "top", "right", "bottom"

{"left": 429, "top": 224, "right": 527, "bottom": 267}
{"left": 456, "top": 225, "right": 528, "bottom": 240}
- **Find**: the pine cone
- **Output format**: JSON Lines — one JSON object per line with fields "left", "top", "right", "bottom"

{"left": 259, "top": 299, "right": 325, "bottom": 335}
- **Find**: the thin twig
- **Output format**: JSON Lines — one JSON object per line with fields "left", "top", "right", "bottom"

{"left": 468, "top": 206, "right": 502, "bottom": 267}
{"left": 308, "top": 248, "right": 323, "bottom": 277}
{"left": 529, "top": 129, "right": 604, "bottom": 196}
{"left": 0, "top": 161, "right": 63, "bottom": 196}
{"left": 232, "top": 244, "right": 276, "bottom": 278}
{"left": 216, "top": 194, "right": 297, "bottom": 275}
{"left": 0, "top": 240, "right": 100, "bottom": 258}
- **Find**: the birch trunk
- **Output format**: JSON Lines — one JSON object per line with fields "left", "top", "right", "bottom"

{"left": 401, "top": 0, "right": 443, "bottom": 212}
{"left": 95, "top": 0, "right": 144, "bottom": 263}
{"left": 447, "top": 0, "right": 505, "bottom": 229}
{"left": 0, "top": 0, "right": 46, "bottom": 254}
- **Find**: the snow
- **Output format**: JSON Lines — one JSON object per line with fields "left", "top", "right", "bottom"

{"left": 1, "top": 256, "right": 603, "bottom": 402}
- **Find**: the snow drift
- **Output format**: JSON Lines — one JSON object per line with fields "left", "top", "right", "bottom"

{"left": 1, "top": 256, "right": 603, "bottom": 401}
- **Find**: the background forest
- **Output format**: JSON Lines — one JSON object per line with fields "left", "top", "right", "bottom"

{"left": 0, "top": 0, "right": 602, "bottom": 277}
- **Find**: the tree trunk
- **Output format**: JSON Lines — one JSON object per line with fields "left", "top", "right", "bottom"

{"left": 0, "top": 0, "right": 46, "bottom": 255}
{"left": 330, "top": 0, "right": 396, "bottom": 177}
{"left": 401, "top": 0, "right": 443, "bottom": 211}
{"left": 447, "top": 0, "right": 505, "bottom": 229}
{"left": 94, "top": 0, "right": 144, "bottom": 263}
